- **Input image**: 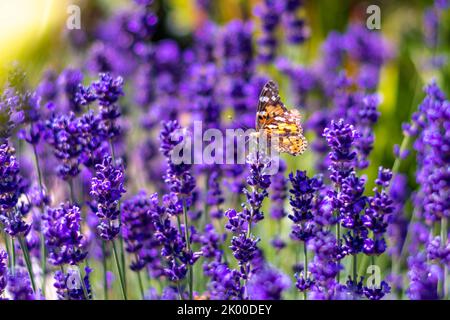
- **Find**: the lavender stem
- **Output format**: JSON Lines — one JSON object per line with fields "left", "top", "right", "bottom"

{"left": 32, "top": 144, "right": 47, "bottom": 297}
{"left": 18, "top": 236, "right": 37, "bottom": 294}
{"left": 137, "top": 269, "right": 145, "bottom": 300}
{"left": 101, "top": 241, "right": 108, "bottom": 300}
{"left": 80, "top": 265, "right": 90, "bottom": 300}
{"left": 303, "top": 242, "right": 308, "bottom": 300}
{"left": 353, "top": 253, "right": 358, "bottom": 283}
{"left": 11, "top": 236, "right": 16, "bottom": 275}
{"left": 336, "top": 222, "right": 341, "bottom": 283}
{"left": 182, "top": 198, "right": 193, "bottom": 300}
{"left": 441, "top": 217, "right": 448, "bottom": 299}
{"left": 112, "top": 240, "right": 127, "bottom": 300}
{"left": 68, "top": 179, "right": 75, "bottom": 204}
{"left": 108, "top": 139, "right": 127, "bottom": 290}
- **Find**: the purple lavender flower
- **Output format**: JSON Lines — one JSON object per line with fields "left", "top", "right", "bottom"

{"left": 363, "top": 281, "right": 391, "bottom": 300}
{"left": 122, "top": 191, "right": 161, "bottom": 273}
{"left": 339, "top": 173, "right": 367, "bottom": 255}
{"left": 407, "top": 253, "right": 440, "bottom": 300}
{"left": 288, "top": 170, "right": 322, "bottom": 242}
{"left": 91, "top": 156, "right": 126, "bottom": 240}
{"left": 200, "top": 224, "right": 226, "bottom": 261}
{"left": 247, "top": 266, "right": 290, "bottom": 300}
{"left": 188, "top": 63, "right": 221, "bottom": 129}
{"left": 224, "top": 150, "right": 272, "bottom": 296}
{"left": 323, "top": 119, "right": 358, "bottom": 186}
{"left": 36, "top": 70, "right": 58, "bottom": 104}
{"left": 323, "top": 120, "right": 368, "bottom": 258}
{"left": 387, "top": 174, "right": 409, "bottom": 260}
{"left": 206, "top": 171, "right": 224, "bottom": 219}
{"left": 354, "top": 94, "right": 380, "bottom": 169}
{"left": 308, "top": 230, "right": 342, "bottom": 299}
{"left": 254, "top": 0, "right": 283, "bottom": 63}
{"left": 54, "top": 266, "right": 92, "bottom": 300}
{"left": 344, "top": 25, "right": 392, "bottom": 67}
{"left": 402, "top": 82, "right": 448, "bottom": 300}
{"left": 230, "top": 233, "right": 260, "bottom": 267}
{"left": 160, "top": 286, "right": 181, "bottom": 300}
{"left": 0, "top": 69, "right": 42, "bottom": 139}
{"left": 0, "top": 250, "right": 7, "bottom": 296}
{"left": 242, "top": 151, "right": 271, "bottom": 224}
{"left": 270, "top": 160, "right": 287, "bottom": 220}
{"left": 295, "top": 273, "right": 314, "bottom": 293}
{"left": 218, "top": 20, "right": 253, "bottom": 77}
{"left": 57, "top": 69, "right": 84, "bottom": 113}
{"left": 269, "top": 161, "right": 288, "bottom": 250}
{"left": 148, "top": 193, "right": 200, "bottom": 283}
{"left": 424, "top": 7, "right": 439, "bottom": 48}
{"left": 45, "top": 112, "right": 84, "bottom": 180}
{"left": 91, "top": 73, "right": 124, "bottom": 140}
{"left": 160, "top": 120, "right": 196, "bottom": 199}
{"left": 0, "top": 142, "right": 30, "bottom": 236}
{"left": 204, "top": 261, "right": 244, "bottom": 300}
{"left": 282, "top": 0, "right": 310, "bottom": 44}
{"left": 225, "top": 150, "right": 271, "bottom": 247}
{"left": 393, "top": 144, "right": 410, "bottom": 159}
{"left": 362, "top": 167, "right": 394, "bottom": 256}
{"left": 412, "top": 82, "right": 449, "bottom": 222}
{"left": 78, "top": 111, "right": 106, "bottom": 168}
{"left": 7, "top": 268, "right": 35, "bottom": 300}
{"left": 86, "top": 42, "right": 118, "bottom": 74}
{"left": 427, "top": 236, "right": 449, "bottom": 263}
{"left": 42, "top": 202, "right": 87, "bottom": 266}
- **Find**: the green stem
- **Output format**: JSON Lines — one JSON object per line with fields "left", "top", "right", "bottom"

{"left": 32, "top": 144, "right": 47, "bottom": 297}
{"left": 109, "top": 139, "right": 116, "bottom": 161}
{"left": 275, "top": 221, "right": 281, "bottom": 267}
{"left": 246, "top": 218, "right": 253, "bottom": 238}
{"left": 80, "top": 265, "right": 90, "bottom": 300}
{"left": 68, "top": 179, "right": 75, "bottom": 204}
{"left": 101, "top": 241, "right": 108, "bottom": 300}
{"left": 203, "top": 172, "right": 210, "bottom": 228}
{"left": 119, "top": 233, "right": 126, "bottom": 291}
{"left": 3, "top": 233, "right": 12, "bottom": 271}
{"left": 303, "top": 242, "right": 308, "bottom": 300}
{"left": 371, "top": 255, "right": 376, "bottom": 287}
{"left": 353, "top": 254, "right": 358, "bottom": 283}
{"left": 176, "top": 281, "right": 184, "bottom": 300}
{"left": 137, "top": 270, "right": 145, "bottom": 300}
{"left": 336, "top": 223, "right": 341, "bottom": 284}
{"left": 108, "top": 139, "right": 127, "bottom": 291}
{"left": 294, "top": 244, "right": 299, "bottom": 299}
{"left": 32, "top": 144, "right": 44, "bottom": 192}
{"left": 39, "top": 233, "right": 46, "bottom": 297}
{"left": 18, "top": 236, "right": 37, "bottom": 294}
{"left": 176, "top": 213, "right": 185, "bottom": 297}
{"left": 391, "top": 134, "right": 411, "bottom": 179}
{"left": 112, "top": 240, "right": 127, "bottom": 300}
{"left": 182, "top": 198, "right": 193, "bottom": 300}
{"left": 134, "top": 254, "right": 145, "bottom": 299}
{"left": 11, "top": 236, "right": 16, "bottom": 275}
{"left": 441, "top": 217, "right": 448, "bottom": 299}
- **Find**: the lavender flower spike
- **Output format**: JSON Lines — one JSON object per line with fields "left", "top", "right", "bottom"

{"left": 91, "top": 156, "right": 126, "bottom": 241}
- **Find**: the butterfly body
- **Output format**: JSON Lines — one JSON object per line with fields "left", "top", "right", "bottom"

{"left": 256, "top": 81, "right": 307, "bottom": 156}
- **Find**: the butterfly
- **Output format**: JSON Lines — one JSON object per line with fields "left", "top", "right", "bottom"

{"left": 255, "top": 80, "right": 307, "bottom": 156}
